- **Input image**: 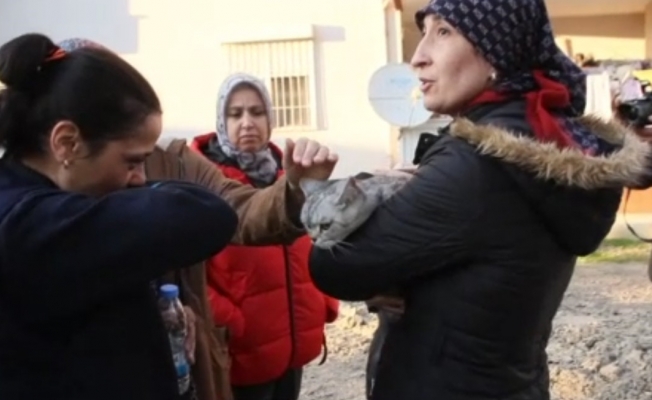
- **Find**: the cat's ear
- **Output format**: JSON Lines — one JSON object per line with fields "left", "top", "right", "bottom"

{"left": 336, "top": 177, "right": 364, "bottom": 207}
{"left": 299, "top": 178, "right": 330, "bottom": 196}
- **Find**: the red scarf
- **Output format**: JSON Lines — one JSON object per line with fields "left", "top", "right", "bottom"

{"left": 466, "top": 70, "right": 578, "bottom": 150}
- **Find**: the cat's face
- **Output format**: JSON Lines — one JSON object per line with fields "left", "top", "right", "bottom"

{"left": 300, "top": 177, "right": 380, "bottom": 248}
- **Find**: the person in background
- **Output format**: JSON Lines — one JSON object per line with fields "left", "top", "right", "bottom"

{"left": 190, "top": 72, "right": 339, "bottom": 400}
{"left": 611, "top": 94, "right": 652, "bottom": 282}
{"left": 57, "top": 38, "right": 339, "bottom": 400}
{"left": 0, "top": 33, "right": 240, "bottom": 400}
{"left": 308, "top": 0, "right": 652, "bottom": 399}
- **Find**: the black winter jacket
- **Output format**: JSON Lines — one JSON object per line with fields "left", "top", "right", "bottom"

{"left": 0, "top": 160, "right": 238, "bottom": 400}
{"left": 309, "top": 100, "right": 651, "bottom": 400}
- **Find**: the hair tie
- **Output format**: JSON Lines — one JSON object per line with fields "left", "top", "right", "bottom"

{"left": 44, "top": 47, "right": 66, "bottom": 63}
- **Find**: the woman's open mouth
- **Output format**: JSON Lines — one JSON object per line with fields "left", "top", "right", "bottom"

{"left": 419, "top": 78, "right": 434, "bottom": 92}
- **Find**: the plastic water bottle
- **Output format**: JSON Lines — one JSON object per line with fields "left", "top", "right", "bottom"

{"left": 158, "top": 284, "right": 191, "bottom": 395}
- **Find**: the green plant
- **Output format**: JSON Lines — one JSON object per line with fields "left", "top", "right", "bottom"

{"left": 579, "top": 238, "right": 650, "bottom": 264}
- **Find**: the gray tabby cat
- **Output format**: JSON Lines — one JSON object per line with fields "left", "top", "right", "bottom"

{"left": 299, "top": 172, "right": 411, "bottom": 248}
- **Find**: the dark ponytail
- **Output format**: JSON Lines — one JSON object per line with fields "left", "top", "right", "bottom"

{"left": 0, "top": 33, "right": 161, "bottom": 158}
{"left": 0, "top": 34, "right": 59, "bottom": 155}
{"left": 0, "top": 33, "right": 58, "bottom": 90}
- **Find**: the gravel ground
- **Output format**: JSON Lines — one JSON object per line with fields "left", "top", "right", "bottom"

{"left": 301, "top": 262, "right": 652, "bottom": 400}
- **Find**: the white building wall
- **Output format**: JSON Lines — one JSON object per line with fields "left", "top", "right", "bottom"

{"left": 0, "top": 0, "right": 394, "bottom": 178}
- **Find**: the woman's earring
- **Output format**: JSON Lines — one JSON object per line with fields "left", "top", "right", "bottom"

{"left": 489, "top": 71, "right": 497, "bottom": 82}
{"left": 63, "top": 159, "right": 71, "bottom": 168}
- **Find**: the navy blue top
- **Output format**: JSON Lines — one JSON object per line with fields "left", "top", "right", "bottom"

{"left": 0, "top": 159, "right": 238, "bottom": 399}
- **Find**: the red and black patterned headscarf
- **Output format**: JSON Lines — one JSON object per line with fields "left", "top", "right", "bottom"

{"left": 416, "top": 0, "right": 616, "bottom": 155}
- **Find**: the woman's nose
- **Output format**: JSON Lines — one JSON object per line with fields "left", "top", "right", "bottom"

{"left": 241, "top": 114, "right": 254, "bottom": 127}
{"left": 411, "top": 40, "right": 430, "bottom": 69}
{"left": 129, "top": 165, "right": 147, "bottom": 187}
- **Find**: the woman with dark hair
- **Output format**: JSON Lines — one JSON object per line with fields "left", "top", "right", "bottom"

{"left": 56, "top": 37, "right": 339, "bottom": 400}
{"left": 309, "top": 1, "right": 652, "bottom": 399}
{"left": 0, "top": 32, "right": 331, "bottom": 400}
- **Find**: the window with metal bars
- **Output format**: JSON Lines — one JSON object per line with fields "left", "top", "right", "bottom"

{"left": 222, "top": 39, "right": 317, "bottom": 130}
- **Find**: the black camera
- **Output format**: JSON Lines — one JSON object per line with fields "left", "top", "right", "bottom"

{"left": 617, "top": 80, "right": 652, "bottom": 128}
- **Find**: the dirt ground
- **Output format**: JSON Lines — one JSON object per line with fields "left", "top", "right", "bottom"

{"left": 301, "top": 262, "right": 652, "bottom": 400}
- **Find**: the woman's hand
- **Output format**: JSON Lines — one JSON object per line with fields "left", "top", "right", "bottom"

{"left": 283, "top": 138, "right": 338, "bottom": 189}
{"left": 183, "top": 306, "right": 197, "bottom": 365}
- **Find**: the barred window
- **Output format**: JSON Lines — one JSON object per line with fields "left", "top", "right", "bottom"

{"left": 222, "top": 39, "right": 317, "bottom": 130}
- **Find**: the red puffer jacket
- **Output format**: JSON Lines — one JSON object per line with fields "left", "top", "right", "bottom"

{"left": 190, "top": 133, "right": 339, "bottom": 386}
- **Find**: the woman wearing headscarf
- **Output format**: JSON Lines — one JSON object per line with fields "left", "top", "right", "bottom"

{"left": 56, "top": 39, "right": 338, "bottom": 400}
{"left": 309, "top": 1, "right": 652, "bottom": 399}
{"left": 191, "top": 73, "right": 339, "bottom": 400}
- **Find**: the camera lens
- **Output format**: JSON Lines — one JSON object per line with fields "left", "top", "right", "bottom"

{"left": 618, "top": 104, "right": 639, "bottom": 121}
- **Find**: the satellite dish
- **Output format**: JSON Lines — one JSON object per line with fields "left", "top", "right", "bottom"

{"left": 368, "top": 63, "right": 432, "bottom": 127}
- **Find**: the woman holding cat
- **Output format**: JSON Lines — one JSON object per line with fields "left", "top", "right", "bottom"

{"left": 308, "top": 1, "right": 652, "bottom": 400}
{"left": 190, "top": 73, "right": 339, "bottom": 400}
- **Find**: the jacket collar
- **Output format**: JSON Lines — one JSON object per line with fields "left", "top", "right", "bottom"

{"left": 446, "top": 102, "right": 652, "bottom": 190}
{"left": 0, "top": 158, "right": 57, "bottom": 188}
{"left": 190, "top": 132, "right": 284, "bottom": 169}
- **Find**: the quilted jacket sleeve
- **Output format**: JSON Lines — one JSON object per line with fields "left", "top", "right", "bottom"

{"left": 324, "top": 295, "right": 339, "bottom": 323}
{"left": 207, "top": 285, "right": 245, "bottom": 339}
{"left": 0, "top": 182, "right": 238, "bottom": 323}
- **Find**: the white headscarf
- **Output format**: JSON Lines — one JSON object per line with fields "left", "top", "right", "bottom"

{"left": 212, "top": 73, "right": 279, "bottom": 184}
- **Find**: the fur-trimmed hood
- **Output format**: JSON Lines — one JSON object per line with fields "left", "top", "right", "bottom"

{"left": 433, "top": 100, "right": 651, "bottom": 256}
{"left": 448, "top": 116, "right": 652, "bottom": 190}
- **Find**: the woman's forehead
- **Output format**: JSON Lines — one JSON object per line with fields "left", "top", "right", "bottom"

{"left": 228, "top": 86, "right": 264, "bottom": 103}
{"left": 424, "top": 14, "right": 445, "bottom": 25}
{"left": 421, "top": 14, "right": 454, "bottom": 33}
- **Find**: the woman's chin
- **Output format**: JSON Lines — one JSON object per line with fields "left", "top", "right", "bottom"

{"left": 424, "top": 99, "right": 459, "bottom": 116}
{"left": 424, "top": 100, "right": 446, "bottom": 114}
{"left": 238, "top": 142, "right": 264, "bottom": 153}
